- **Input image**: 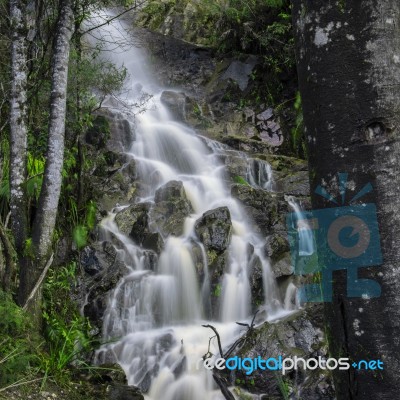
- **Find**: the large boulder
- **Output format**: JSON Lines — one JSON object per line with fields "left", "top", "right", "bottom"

{"left": 231, "top": 184, "right": 288, "bottom": 236}
{"left": 114, "top": 203, "right": 164, "bottom": 253}
{"left": 151, "top": 180, "right": 194, "bottom": 237}
{"left": 115, "top": 203, "right": 151, "bottom": 241}
{"left": 86, "top": 149, "right": 137, "bottom": 213}
{"left": 226, "top": 305, "right": 335, "bottom": 399}
{"left": 78, "top": 242, "right": 129, "bottom": 331}
{"left": 85, "top": 115, "right": 110, "bottom": 149}
{"left": 160, "top": 90, "right": 187, "bottom": 122}
{"left": 264, "top": 233, "right": 290, "bottom": 260}
{"left": 194, "top": 207, "right": 233, "bottom": 253}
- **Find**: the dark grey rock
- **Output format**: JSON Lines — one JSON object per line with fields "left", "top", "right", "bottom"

{"left": 107, "top": 384, "right": 144, "bottom": 400}
{"left": 142, "top": 232, "right": 164, "bottom": 253}
{"left": 160, "top": 90, "right": 187, "bottom": 121}
{"left": 227, "top": 306, "right": 334, "bottom": 399}
{"left": 264, "top": 233, "right": 290, "bottom": 261}
{"left": 151, "top": 180, "right": 193, "bottom": 237}
{"left": 271, "top": 252, "right": 293, "bottom": 278}
{"left": 221, "top": 57, "right": 259, "bottom": 91}
{"left": 81, "top": 242, "right": 128, "bottom": 329}
{"left": 194, "top": 207, "right": 232, "bottom": 253}
{"left": 256, "top": 108, "right": 274, "bottom": 121}
{"left": 231, "top": 184, "right": 288, "bottom": 236}
{"left": 81, "top": 246, "right": 102, "bottom": 276}
{"left": 275, "top": 170, "right": 310, "bottom": 196}
{"left": 85, "top": 115, "right": 110, "bottom": 149}
{"left": 115, "top": 203, "right": 151, "bottom": 242}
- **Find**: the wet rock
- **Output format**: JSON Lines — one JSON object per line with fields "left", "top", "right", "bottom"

{"left": 106, "top": 384, "right": 144, "bottom": 400}
{"left": 264, "top": 233, "right": 290, "bottom": 261}
{"left": 221, "top": 135, "right": 274, "bottom": 155}
{"left": 142, "top": 232, "right": 164, "bottom": 254}
{"left": 151, "top": 180, "right": 193, "bottom": 237}
{"left": 227, "top": 306, "right": 334, "bottom": 399}
{"left": 220, "top": 151, "right": 248, "bottom": 183}
{"left": 194, "top": 207, "right": 232, "bottom": 253}
{"left": 114, "top": 203, "right": 165, "bottom": 253}
{"left": 80, "top": 242, "right": 128, "bottom": 329}
{"left": 248, "top": 252, "right": 264, "bottom": 307}
{"left": 271, "top": 252, "right": 293, "bottom": 278}
{"left": 80, "top": 246, "right": 102, "bottom": 276}
{"left": 115, "top": 203, "right": 151, "bottom": 242}
{"left": 85, "top": 115, "right": 110, "bottom": 149}
{"left": 87, "top": 150, "right": 137, "bottom": 213}
{"left": 231, "top": 184, "right": 288, "bottom": 236}
{"left": 160, "top": 90, "right": 187, "bottom": 121}
{"left": 95, "top": 109, "right": 134, "bottom": 153}
{"left": 275, "top": 170, "right": 310, "bottom": 196}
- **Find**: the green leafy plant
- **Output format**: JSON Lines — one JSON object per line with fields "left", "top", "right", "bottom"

{"left": 41, "top": 262, "right": 93, "bottom": 381}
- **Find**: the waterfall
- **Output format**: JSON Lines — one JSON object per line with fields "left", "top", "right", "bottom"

{"left": 286, "top": 196, "right": 315, "bottom": 257}
{"left": 90, "top": 13, "right": 294, "bottom": 399}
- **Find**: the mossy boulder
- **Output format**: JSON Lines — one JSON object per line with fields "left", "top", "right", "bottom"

{"left": 151, "top": 180, "right": 194, "bottom": 237}
{"left": 231, "top": 184, "right": 288, "bottom": 236}
{"left": 80, "top": 242, "right": 129, "bottom": 330}
{"left": 227, "top": 306, "right": 334, "bottom": 398}
{"left": 85, "top": 115, "right": 110, "bottom": 149}
{"left": 264, "top": 233, "right": 290, "bottom": 261}
{"left": 194, "top": 207, "right": 233, "bottom": 253}
{"left": 114, "top": 203, "right": 165, "bottom": 253}
{"left": 115, "top": 203, "right": 151, "bottom": 241}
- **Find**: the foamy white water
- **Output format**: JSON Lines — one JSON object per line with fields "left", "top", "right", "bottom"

{"left": 89, "top": 12, "right": 297, "bottom": 399}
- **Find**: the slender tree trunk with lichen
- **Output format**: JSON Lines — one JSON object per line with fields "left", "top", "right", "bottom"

{"left": 9, "top": 0, "right": 31, "bottom": 260}
{"left": 292, "top": 1, "right": 400, "bottom": 398}
{"left": 19, "top": 0, "right": 74, "bottom": 310}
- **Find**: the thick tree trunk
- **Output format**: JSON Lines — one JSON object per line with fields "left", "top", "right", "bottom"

{"left": 19, "top": 0, "right": 74, "bottom": 306}
{"left": 292, "top": 1, "right": 400, "bottom": 399}
{"left": 9, "top": 0, "right": 29, "bottom": 256}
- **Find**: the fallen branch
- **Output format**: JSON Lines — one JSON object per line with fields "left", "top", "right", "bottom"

{"left": 202, "top": 311, "right": 260, "bottom": 400}
{"left": 213, "top": 373, "right": 235, "bottom": 400}
{"left": 202, "top": 324, "right": 224, "bottom": 357}
{"left": 22, "top": 253, "right": 54, "bottom": 311}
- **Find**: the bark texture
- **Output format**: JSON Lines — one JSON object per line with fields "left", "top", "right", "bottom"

{"left": 9, "top": 0, "right": 29, "bottom": 255}
{"left": 19, "top": 0, "right": 74, "bottom": 304}
{"left": 292, "top": 1, "right": 400, "bottom": 399}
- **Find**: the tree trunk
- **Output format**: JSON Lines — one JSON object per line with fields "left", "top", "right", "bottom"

{"left": 19, "top": 0, "right": 74, "bottom": 306}
{"left": 292, "top": 1, "right": 400, "bottom": 398}
{"left": 9, "top": 0, "right": 29, "bottom": 256}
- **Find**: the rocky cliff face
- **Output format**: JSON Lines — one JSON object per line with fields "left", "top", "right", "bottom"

{"left": 71, "top": 15, "right": 335, "bottom": 400}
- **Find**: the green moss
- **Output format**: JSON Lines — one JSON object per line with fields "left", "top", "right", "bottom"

{"left": 213, "top": 283, "right": 222, "bottom": 297}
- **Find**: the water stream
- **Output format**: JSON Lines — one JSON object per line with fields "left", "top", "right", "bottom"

{"left": 90, "top": 13, "right": 298, "bottom": 399}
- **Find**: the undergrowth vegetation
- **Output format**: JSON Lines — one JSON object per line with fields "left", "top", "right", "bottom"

{"left": 0, "top": 260, "right": 95, "bottom": 393}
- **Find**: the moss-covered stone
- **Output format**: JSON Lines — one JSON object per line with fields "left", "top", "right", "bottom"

{"left": 85, "top": 115, "right": 110, "bottom": 150}
{"left": 151, "top": 180, "right": 194, "bottom": 237}
{"left": 194, "top": 207, "right": 232, "bottom": 253}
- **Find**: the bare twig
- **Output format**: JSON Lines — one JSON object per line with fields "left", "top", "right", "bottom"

{"left": 82, "top": 2, "right": 147, "bottom": 35}
{"left": 202, "top": 324, "right": 224, "bottom": 357}
{"left": 22, "top": 253, "right": 53, "bottom": 311}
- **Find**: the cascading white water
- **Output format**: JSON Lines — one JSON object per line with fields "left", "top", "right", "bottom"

{"left": 286, "top": 196, "right": 315, "bottom": 257}
{"left": 90, "top": 13, "right": 295, "bottom": 399}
